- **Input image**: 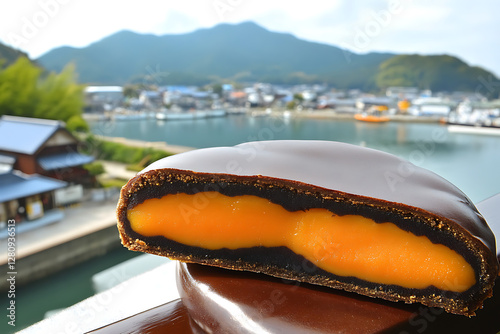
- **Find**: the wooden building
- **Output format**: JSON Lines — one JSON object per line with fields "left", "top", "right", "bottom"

{"left": 0, "top": 115, "right": 95, "bottom": 186}
{"left": 0, "top": 171, "right": 66, "bottom": 231}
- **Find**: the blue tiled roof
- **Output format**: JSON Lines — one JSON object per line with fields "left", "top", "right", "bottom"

{"left": 0, "top": 171, "right": 67, "bottom": 203}
{"left": 0, "top": 116, "right": 64, "bottom": 154}
{"left": 38, "top": 152, "right": 95, "bottom": 170}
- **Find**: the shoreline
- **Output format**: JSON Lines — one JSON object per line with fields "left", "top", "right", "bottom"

{"left": 288, "top": 110, "right": 443, "bottom": 123}
{"left": 84, "top": 108, "right": 444, "bottom": 124}
{"left": 94, "top": 135, "right": 194, "bottom": 154}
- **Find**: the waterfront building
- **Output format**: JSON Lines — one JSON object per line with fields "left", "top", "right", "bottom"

{"left": 0, "top": 116, "right": 95, "bottom": 201}
{"left": 385, "top": 86, "right": 420, "bottom": 100}
{"left": 84, "top": 86, "right": 124, "bottom": 112}
{"left": 0, "top": 170, "right": 67, "bottom": 233}
{"left": 139, "top": 90, "right": 163, "bottom": 108}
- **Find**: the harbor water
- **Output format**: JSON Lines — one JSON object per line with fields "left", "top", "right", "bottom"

{"left": 90, "top": 114, "right": 500, "bottom": 203}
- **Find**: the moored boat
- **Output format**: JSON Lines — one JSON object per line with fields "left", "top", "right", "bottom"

{"left": 446, "top": 108, "right": 500, "bottom": 136}
{"left": 355, "top": 105, "right": 390, "bottom": 123}
{"left": 447, "top": 124, "right": 500, "bottom": 136}
{"left": 354, "top": 114, "right": 390, "bottom": 123}
{"left": 156, "top": 109, "right": 227, "bottom": 121}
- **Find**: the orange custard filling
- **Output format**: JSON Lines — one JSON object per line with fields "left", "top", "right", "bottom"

{"left": 127, "top": 192, "right": 476, "bottom": 292}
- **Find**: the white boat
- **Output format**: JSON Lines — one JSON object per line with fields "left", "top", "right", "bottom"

{"left": 156, "top": 112, "right": 196, "bottom": 120}
{"left": 206, "top": 109, "right": 227, "bottom": 117}
{"left": 446, "top": 110, "right": 500, "bottom": 136}
{"left": 113, "top": 112, "right": 148, "bottom": 121}
{"left": 282, "top": 110, "right": 292, "bottom": 119}
{"left": 447, "top": 124, "right": 500, "bottom": 136}
{"left": 156, "top": 109, "right": 226, "bottom": 121}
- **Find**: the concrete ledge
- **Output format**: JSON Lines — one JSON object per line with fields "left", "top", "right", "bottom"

{"left": 18, "top": 262, "right": 180, "bottom": 334}
{"left": 0, "top": 225, "right": 121, "bottom": 291}
{"left": 0, "top": 209, "right": 65, "bottom": 240}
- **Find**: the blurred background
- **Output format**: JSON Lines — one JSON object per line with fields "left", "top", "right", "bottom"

{"left": 1, "top": 1, "right": 499, "bottom": 332}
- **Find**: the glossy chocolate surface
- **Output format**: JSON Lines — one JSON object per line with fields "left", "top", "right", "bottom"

{"left": 178, "top": 262, "right": 415, "bottom": 334}
{"left": 87, "top": 263, "right": 500, "bottom": 334}
{"left": 178, "top": 262, "right": 500, "bottom": 334}
{"left": 141, "top": 140, "right": 496, "bottom": 256}
{"left": 86, "top": 299, "right": 199, "bottom": 334}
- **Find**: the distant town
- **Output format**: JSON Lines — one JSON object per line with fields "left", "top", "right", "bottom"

{"left": 84, "top": 83, "right": 500, "bottom": 129}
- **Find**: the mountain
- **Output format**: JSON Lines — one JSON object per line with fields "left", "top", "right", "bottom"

{"left": 0, "top": 41, "right": 30, "bottom": 67}
{"left": 36, "top": 22, "right": 393, "bottom": 88}
{"left": 36, "top": 22, "right": 498, "bottom": 94}
{"left": 376, "top": 55, "right": 498, "bottom": 93}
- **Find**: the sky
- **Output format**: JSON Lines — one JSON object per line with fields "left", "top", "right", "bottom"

{"left": 1, "top": 0, "right": 499, "bottom": 77}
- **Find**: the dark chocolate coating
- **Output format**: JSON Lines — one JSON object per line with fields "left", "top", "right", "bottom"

{"left": 178, "top": 262, "right": 415, "bottom": 334}
{"left": 85, "top": 299, "right": 200, "bottom": 334}
{"left": 86, "top": 263, "right": 500, "bottom": 334}
{"left": 178, "top": 263, "right": 500, "bottom": 334}
{"left": 117, "top": 140, "right": 499, "bottom": 316}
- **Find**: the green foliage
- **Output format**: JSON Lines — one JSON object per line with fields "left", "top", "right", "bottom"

{"left": 35, "top": 63, "right": 85, "bottom": 120}
{"left": 82, "top": 135, "right": 172, "bottom": 165}
{"left": 286, "top": 100, "right": 297, "bottom": 109}
{"left": 0, "top": 57, "right": 40, "bottom": 116}
{"left": 126, "top": 163, "right": 145, "bottom": 172}
{"left": 211, "top": 83, "right": 223, "bottom": 96}
{"left": 293, "top": 93, "right": 304, "bottom": 102}
{"left": 376, "top": 55, "right": 500, "bottom": 97}
{"left": 66, "top": 114, "right": 89, "bottom": 132}
{"left": 122, "top": 84, "right": 140, "bottom": 98}
{"left": 0, "top": 42, "right": 29, "bottom": 67}
{"left": 84, "top": 162, "right": 105, "bottom": 176}
{"left": 0, "top": 57, "right": 87, "bottom": 126}
{"left": 99, "top": 178, "right": 128, "bottom": 189}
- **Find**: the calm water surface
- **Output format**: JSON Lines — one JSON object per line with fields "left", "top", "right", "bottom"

{"left": 90, "top": 114, "right": 500, "bottom": 203}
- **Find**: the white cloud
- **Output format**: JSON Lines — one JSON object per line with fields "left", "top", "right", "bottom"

{"left": 0, "top": 0, "right": 499, "bottom": 76}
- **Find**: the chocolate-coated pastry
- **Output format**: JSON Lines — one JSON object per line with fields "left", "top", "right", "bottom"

{"left": 85, "top": 299, "right": 198, "bottom": 334}
{"left": 86, "top": 264, "right": 500, "bottom": 334}
{"left": 178, "top": 263, "right": 500, "bottom": 334}
{"left": 116, "top": 140, "right": 498, "bottom": 316}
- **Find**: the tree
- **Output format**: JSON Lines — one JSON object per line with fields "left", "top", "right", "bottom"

{"left": 293, "top": 93, "right": 304, "bottom": 102}
{"left": 211, "top": 83, "right": 223, "bottom": 96}
{"left": 375, "top": 55, "right": 500, "bottom": 97}
{"left": 0, "top": 57, "right": 40, "bottom": 117}
{"left": 0, "top": 57, "right": 87, "bottom": 131}
{"left": 123, "top": 84, "right": 140, "bottom": 98}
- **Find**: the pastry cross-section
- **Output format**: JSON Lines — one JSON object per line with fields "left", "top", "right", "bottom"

{"left": 116, "top": 140, "right": 498, "bottom": 316}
